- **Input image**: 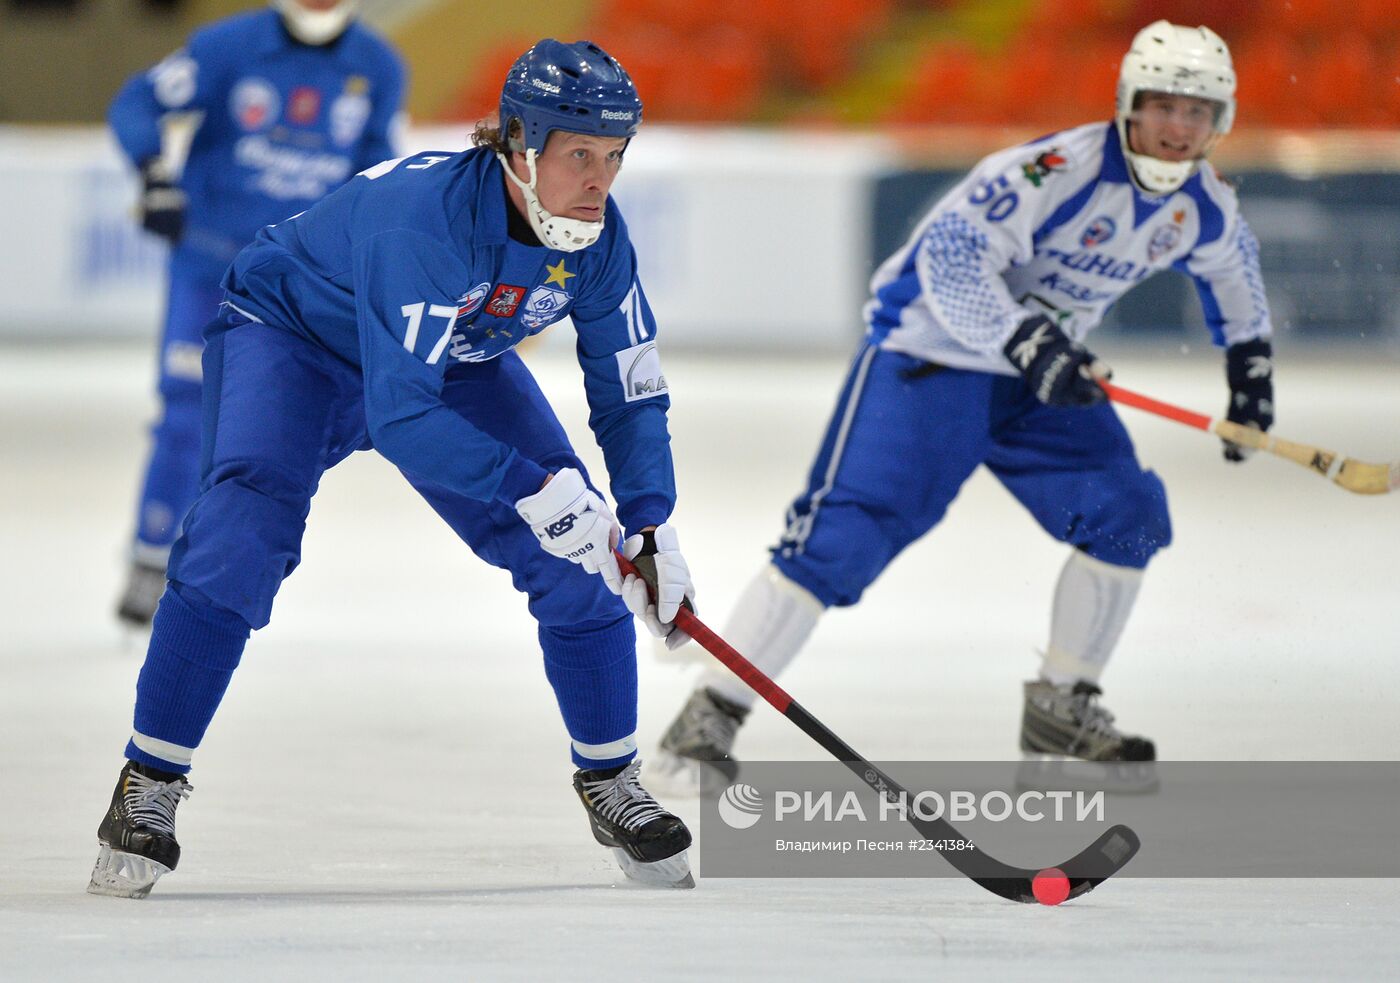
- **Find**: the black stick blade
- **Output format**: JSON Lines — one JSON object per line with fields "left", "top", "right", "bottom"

{"left": 969, "top": 824, "right": 1141, "bottom": 904}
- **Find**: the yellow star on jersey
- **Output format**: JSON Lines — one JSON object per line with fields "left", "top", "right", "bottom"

{"left": 543, "top": 259, "right": 576, "bottom": 289}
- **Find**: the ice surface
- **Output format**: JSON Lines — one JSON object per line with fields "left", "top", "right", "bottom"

{"left": 3, "top": 342, "right": 1399, "bottom": 981}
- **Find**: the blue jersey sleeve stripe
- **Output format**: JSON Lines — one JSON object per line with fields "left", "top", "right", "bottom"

{"left": 1190, "top": 275, "right": 1228, "bottom": 347}
{"left": 1031, "top": 176, "right": 1100, "bottom": 249}
{"left": 867, "top": 250, "right": 923, "bottom": 339}
{"left": 1185, "top": 178, "right": 1227, "bottom": 251}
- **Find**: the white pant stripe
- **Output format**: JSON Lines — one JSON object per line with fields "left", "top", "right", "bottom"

{"left": 222, "top": 301, "right": 265, "bottom": 325}
{"left": 789, "top": 342, "right": 878, "bottom": 553}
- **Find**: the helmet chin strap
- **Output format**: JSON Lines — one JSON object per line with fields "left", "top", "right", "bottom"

{"left": 1117, "top": 119, "right": 1202, "bottom": 195}
{"left": 275, "top": 0, "right": 354, "bottom": 46}
{"left": 496, "top": 150, "right": 604, "bottom": 253}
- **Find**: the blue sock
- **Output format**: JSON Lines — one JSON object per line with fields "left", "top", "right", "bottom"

{"left": 540, "top": 615, "right": 638, "bottom": 770}
{"left": 126, "top": 584, "right": 250, "bottom": 774}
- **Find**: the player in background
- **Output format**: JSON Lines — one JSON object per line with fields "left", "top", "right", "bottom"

{"left": 88, "top": 39, "right": 698, "bottom": 899}
{"left": 656, "top": 21, "right": 1273, "bottom": 790}
{"left": 109, "top": 0, "right": 407, "bottom": 626}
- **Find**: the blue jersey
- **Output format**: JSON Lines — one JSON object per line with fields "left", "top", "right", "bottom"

{"left": 867, "top": 122, "right": 1272, "bottom": 374}
{"left": 109, "top": 9, "right": 405, "bottom": 272}
{"left": 222, "top": 147, "right": 674, "bottom": 533}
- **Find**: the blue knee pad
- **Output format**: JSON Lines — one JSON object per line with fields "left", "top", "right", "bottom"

{"left": 773, "top": 499, "right": 903, "bottom": 609}
{"left": 1077, "top": 468, "right": 1172, "bottom": 569}
{"left": 168, "top": 461, "right": 313, "bottom": 629}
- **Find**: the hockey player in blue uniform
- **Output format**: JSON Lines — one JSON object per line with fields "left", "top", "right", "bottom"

{"left": 657, "top": 21, "right": 1274, "bottom": 789}
{"left": 109, "top": 0, "right": 407, "bottom": 626}
{"left": 88, "top": 39, "right": 699, "bottom": 898}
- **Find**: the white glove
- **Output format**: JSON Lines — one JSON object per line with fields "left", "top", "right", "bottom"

{"left": 621, "top": 523, "right": 696, "bottom": 650}
{"left": 515, "top": 468, "right": 622, "bottom": 594}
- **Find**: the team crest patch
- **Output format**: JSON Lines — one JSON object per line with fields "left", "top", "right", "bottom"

{"left": 230, "top": 77, "right": 279, "bottom": 131}
{"left": 1147, "top": 216, "right": 1185, "bottom": 262}
{"left": 520, "top": 286, "right": 571, "bottom": 330}
{"left": 486, "top": 283, "right": 526, "bottom": 318}
{"left": 1021, "top": 148, "right": 1067, "bottom": 188}
{"left": 288, "top": 86, "right": 321, "bottom": 125}
{"left": 1081, "top": 215, "right": 1116, "bottom": 248}
{"left": 330, "top": 90, "right": 370, "bottom": 147}
{"left": 456, "top": 282, "right": 491, "bottom": 319}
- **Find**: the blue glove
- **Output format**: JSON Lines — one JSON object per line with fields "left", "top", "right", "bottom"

{"left": 1223, "top": 338, "right": 1274, "bottom": 463}
{"left": 1003, "top": 315, "right": 1111, "bottom": 407}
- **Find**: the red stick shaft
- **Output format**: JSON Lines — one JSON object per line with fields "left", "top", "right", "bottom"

{"left": 1100, "top": 381, "right": 1214, "bottom": 432}
{"left": 672, "top": 606, "right": 794, "bottom": 713}
{"left": 615, "top": 553, "right": 794, "bottom": 712}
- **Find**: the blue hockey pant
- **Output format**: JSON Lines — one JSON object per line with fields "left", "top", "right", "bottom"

{"left": 128, "top": 316, "right": 636, "bottom": 773}
{"left": 129, "top": 250, "right": 225, "bottom": 553}
{"left": 773, "top": 343, "right": 1172, "bottom": 608}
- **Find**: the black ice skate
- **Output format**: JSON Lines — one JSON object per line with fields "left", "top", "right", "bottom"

{"left": 1018, "top": 680, "right": 1158, "bottom": 793}
{"left": 87, "top": 761, "right": 191, "bottom": 898}
{"left": 574, "top": 759, "right": 694, "bottom": 889}
{"left": 652, "top": 688, "right": 750, "bottom": 796}
{"left": 115, "top": 559, "right": 167, "bottom": 627}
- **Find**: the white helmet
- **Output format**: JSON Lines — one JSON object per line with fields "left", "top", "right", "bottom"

{"left": 273, "top": 0, "right": 356, "bottom": 46}
{"left": 1116, "top": 20, "right": 1236, "bottom": 194}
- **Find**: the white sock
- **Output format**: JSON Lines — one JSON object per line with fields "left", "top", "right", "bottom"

{"left": 698, "top": 564, "right": 824, "bottom": 710}
{"left": 1040, "top": 551, "right": 1144, "bottom": 686}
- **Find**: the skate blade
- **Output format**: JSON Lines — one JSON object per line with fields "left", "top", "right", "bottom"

{"left": 610, "top": 847, "right": 695, "bottom": 889}
{"left": 86, "top": 843, "right": 171, "bottom": 899}
{"left": 1016, "top": 754, "right": 1160, "bottom": 795}
{"left": 646, "top": 750, "right": 734, "bottom": 799}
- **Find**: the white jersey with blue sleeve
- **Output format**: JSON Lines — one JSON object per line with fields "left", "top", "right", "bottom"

{"left": 866, "top": 122, "right": 1272, "bottom": 375}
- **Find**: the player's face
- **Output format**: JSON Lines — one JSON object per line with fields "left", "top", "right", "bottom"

{"left": 528, "top": 132, "right": 626, "bottom": 222}
{"left": 1127, "top": 92, "right": 1219, "bottom": 162}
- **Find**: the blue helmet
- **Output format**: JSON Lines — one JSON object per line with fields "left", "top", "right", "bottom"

{"left": 498, "top": 39, "right": 642, "bottom": 154}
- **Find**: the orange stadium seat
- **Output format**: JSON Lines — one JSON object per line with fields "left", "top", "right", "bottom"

{"left": 1384, "top": 48, "right": 1400, "bottom": 125}
{"left": 749, "top": 0, "right": 891, "bottom": 89}
{"left": 1353, "top": 0, "right": 1400, "bottom": 38}
{"left": 599, "top": 25, "right": 765, "bottom": 122}
{"left": 669, "top": 29, "right": 766, "bottom": 121}
{"left": 993, "top": 38, "right": 1081, "bottom": 130}
{"left": 589, "top": 27, "right": 676, "bottom": 116}
{"left": 1064, "top": 40, "right": 1125, "bottom": 123}
{"left": 1026, "top": 0, "right": 1129, "bottom": 35}
{"left": 445, "top": 39, "right": 536, "bottom": 124}
{"left": 1305, "top": 34, "right": 1383, "bottom": 127}
{"left": 1126, "top": 0, "right": 1255, "bottom": 37}
{"left": 891, "top": 42, "right": 986, "bottom": 125}
{"left": 593, "top": 0, "right": 713, "bottom": 38}
{"left": 1272, "top": 0, "right": 1336, "bottom": 41}
{"left": 993, "top": 41, "right": 1056, "bottom": 126}
{"left": 1233, "top": 35, "right": 1308, "bottom": 128}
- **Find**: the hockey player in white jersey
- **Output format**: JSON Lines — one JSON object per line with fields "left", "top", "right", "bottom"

{"left": 657, "top": 21, "right": 1275, "bottom": 789}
